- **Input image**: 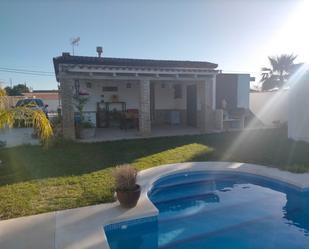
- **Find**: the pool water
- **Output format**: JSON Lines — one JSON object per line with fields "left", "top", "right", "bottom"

{"left": 105, "top": 172, "right": 309, "bottom": 249}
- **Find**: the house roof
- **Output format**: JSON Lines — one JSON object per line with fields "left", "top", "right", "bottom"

{"left": 53, "top": 53, "right": 218, "bottom": 76}
{"left": 23, "top": 91, "right": 59, "bottom": 100}
{"left": 32, "top": 90, "right": 58, "bottom": 93}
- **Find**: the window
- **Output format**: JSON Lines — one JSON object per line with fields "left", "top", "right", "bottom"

{"left": 86, "top": 82, "right": 92, "bottom": 88}
{"left": 102, "top": 86, "right": 118, "bottom": 92}
{"left": 126, "top": 83, "right": 132, "bottom": 88}
{"left": 174, "top": 84, "right": 182, "bottom": 99}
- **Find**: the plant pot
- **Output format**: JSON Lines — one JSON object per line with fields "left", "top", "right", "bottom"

{"left": 80, "top": 128, "right": 95, "bottom": 139}
{"left": 116, "top": 184, "right": 141, "bottom": 208}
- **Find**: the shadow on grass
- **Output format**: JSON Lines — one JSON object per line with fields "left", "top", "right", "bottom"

{"left": 0, "top": 127, "right": 309, "bottom": 186}
{"left": 2, "top": 127, "right": 309, "bottom": 219}
{"left": 0, "top": 135, "right": 214, "bottom": 186}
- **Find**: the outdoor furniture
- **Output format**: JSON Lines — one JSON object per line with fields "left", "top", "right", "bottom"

{"left": 120, "top": 109, "right": 139, "bottom": 130}
{"left": 97, "top": 101, "right": 126, "bottom": 128}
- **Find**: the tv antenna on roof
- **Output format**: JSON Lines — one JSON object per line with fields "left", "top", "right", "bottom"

{"left": 70, "top": 37, "right": 80, "bottom": 55}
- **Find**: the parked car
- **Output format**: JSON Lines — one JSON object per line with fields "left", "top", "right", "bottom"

{"left": 15, "top": 98, "right": 48, "bottom": 116}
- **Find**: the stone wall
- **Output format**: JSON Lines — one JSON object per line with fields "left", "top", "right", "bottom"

{"left": 60, "top": 79, "right": 75, "bottom": 139}
{"left": 139, "top": 80, "right": 151, "bottom": 135}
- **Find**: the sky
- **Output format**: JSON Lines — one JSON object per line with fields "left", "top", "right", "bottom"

{"left": 0, "top": 0, "right": 308, "bottom": 90}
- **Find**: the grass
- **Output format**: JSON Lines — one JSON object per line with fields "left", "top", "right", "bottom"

{"left": 1, "top": 127, "right": 309, "bottom": 219}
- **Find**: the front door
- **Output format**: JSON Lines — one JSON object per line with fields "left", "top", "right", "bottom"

{"left": 186, "top": 85, "right": 197, "bottom": 126}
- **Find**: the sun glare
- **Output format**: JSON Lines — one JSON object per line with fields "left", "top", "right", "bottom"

{"left": 222, "top": 0, "right": 309, "bottom": 161}
{"left": 266, "top": 0, "right": 309, "bottom": 63}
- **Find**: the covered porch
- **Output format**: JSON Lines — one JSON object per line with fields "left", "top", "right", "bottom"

{"left": 65, "top": 77, "right": 223, "bottom": 140}
{"left": 54, "top": 54, "right": 223, "bottom": 140}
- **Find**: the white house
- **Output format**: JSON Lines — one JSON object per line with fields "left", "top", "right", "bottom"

{"left": 53, "top": 52, "right": 251, "bottom": 140}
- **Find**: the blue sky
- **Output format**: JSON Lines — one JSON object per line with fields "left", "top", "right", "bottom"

{"left": 0, "top": 0, "right": 307, "bottom": 90}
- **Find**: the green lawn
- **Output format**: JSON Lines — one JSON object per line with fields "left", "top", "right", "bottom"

{"left": 1, "top": 128, "right": 309, "bottom": 219}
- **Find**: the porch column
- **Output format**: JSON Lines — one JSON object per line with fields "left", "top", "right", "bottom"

{"left": 139, "top": 79, "right": 151, "bottom": 136}
{"left": 60, "top": 79, "right": 75, "bottom": 139}
{"left": 200, "top": 76, "right": 216, "bottom": 132}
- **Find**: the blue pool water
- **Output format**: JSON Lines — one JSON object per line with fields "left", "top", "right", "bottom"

{"left": 105, "top": 171, "right": 309, "bottom": 249}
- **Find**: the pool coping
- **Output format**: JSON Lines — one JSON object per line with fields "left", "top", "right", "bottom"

{"left": 1, "top": 162, "right": 309, "bottom": 249}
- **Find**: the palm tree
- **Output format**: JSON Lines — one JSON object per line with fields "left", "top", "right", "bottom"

{"left": 260, "top": 54, "right": 301, "bottom": 91}
{"left": 0, "top": 87, "right": 53, "bottom": 143}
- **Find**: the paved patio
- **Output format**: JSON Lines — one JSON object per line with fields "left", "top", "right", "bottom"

{"left": 1, "top": 162, "right": 309, "bottom": 249}
{"left": 80, "top": 125, "right": 202, "bottom": 142}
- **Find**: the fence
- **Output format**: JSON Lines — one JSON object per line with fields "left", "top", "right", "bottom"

{"left": 250, "top": 90, "right": 288, "bottom": 127}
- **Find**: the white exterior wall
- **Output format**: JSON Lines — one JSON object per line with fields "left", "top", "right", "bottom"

{"left": 45, "top": 99, "right": 60, "bottom": 112}
{"left": 79, "top": 80, "right": 211, "bottom": 112}
{"left": 237, "top": 74, "right": 250, "bottom": 109}
{"left": 79, "top": 80, "right": 140, "bottom": 112}
{"left": 78, "top": 80, "right": 205, "bottom": 112}
{"left": 77, "top": 80, "right": 139, "bottom": 125}
{"left": 154, "top": 83, "right": 176, "bottom": 109}
{"left": 154, "top": 81, "right": 207, "bottom": 111}
{"left": 154, "top": 82, "right": 201, "bottom": 110}
{"left": 288, "top": 70, "right": 309, "bottom": 142}
{"left": 77, "top": 79, "right": 212, "bottom": 125}
{"left": 250, "top": 90, "right": 288, "bottom": 127}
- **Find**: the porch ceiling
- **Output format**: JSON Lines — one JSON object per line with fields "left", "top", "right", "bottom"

{"left": 58, "top": 64, "right": 219, "bottom": 81}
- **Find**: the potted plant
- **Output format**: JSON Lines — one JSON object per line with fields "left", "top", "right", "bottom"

{"left": 113, "top": 165, "right": 141, "bottom": 208}
{"left": 73, "top": 93, "right": 94, "bottom": 139}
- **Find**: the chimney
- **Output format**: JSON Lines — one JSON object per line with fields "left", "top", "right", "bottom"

{"left": 62, "top": 52, "right": 70, "bottom": 57}
{"left": 96, "top": 46, "right": 103, "bottom": 58}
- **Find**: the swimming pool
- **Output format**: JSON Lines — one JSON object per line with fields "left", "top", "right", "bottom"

{"left": 104, "top": 171, "right": 309, "bottom": 249}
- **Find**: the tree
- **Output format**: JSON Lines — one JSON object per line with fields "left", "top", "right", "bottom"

{"left": 0, "top": 87, "right": 53, "bottom": 143}
{"left": 4, "top": 84, "right": 30, "bottom": 96}
{"left": 260, "top": 54, "right": 302, "bottom": 91}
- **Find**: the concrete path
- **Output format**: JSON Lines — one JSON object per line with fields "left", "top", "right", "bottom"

{"left": 1, "top": 162, "right": 309, "bottom": 249}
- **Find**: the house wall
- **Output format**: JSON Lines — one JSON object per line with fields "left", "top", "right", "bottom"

{"left": 154, "top": 83, "right": 175, "bottom": 110}
{"left": 44, "top": 99, "right": 60, "bottom": 112}
{"left": 288, "top": 70, "right": 309, "bottom": 142}
{"left": 77, "top": 80, "right": 140, "bottom": 125}
{"left": 153, "top": 81, "right": 209, "bottom": 126}
{"left": 78, "top": 79, "right": 209, "bottom": 126}
{"left": 216, "top": 73, "right": 250, "bottom": 109}
{"left": 237, "top": 74, "right": 250, "bottom": 109}
{"left": 216, "top": 74, "right": 238, "bottom": 109}
{"left": 250, "top": 90, "right": 288, "bottom": 127}
{"left": 79, "top": 80, "right": 140, "bottom": 112}
{"left": 154, "top": 81, "right": 202, "bottom": 109}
